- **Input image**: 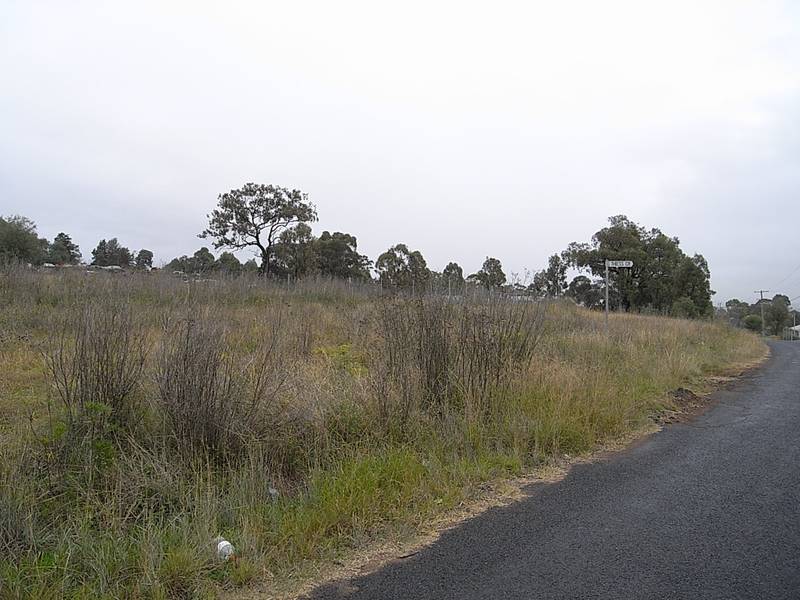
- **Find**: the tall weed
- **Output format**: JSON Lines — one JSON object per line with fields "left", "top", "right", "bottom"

{"left": 155, "top": 309, "right": 288, "bottom": 463}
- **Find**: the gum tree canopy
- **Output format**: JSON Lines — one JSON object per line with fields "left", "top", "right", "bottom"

{"left": 376, "top": 243, "right": 431, "bottom": 290}
{"left": 563, "top": 215, "right": 714, "bottom": 317}
{"left": 0, "top": 215, "right": 48, "bottom": 265}
{"left": 200, "top": 183, "right": 317, "bottom": 276}
{"left": 468, "top": 257, "right": 506, "bottom": 290}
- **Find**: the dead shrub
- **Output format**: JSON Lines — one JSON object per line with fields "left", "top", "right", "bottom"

{"left": 155, "top": 310, "right": 287, "bottom": 463}
{"left": 372, "top": 299, "right": 423, "bottom": 429}
{"left": 34, "top": 300, "right": 149, "bottom": 506}
{"left": 44, "top": 301, "right": 148, "bottom": 429}
{"left": 454, "top": 296, "right": 543, "bottom": 412}
{"left": 373, "top": 294, "right": 543, "bottom": 421}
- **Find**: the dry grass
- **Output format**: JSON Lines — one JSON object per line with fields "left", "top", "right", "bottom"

{"left": 0, "top": 267, "right": 765, "bottom": 598}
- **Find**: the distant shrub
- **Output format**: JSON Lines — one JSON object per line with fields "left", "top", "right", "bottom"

{"left": 743, "top": 314, "right": 762, "bottom": 332}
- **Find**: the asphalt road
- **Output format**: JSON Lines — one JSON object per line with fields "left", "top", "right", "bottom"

{"left": 307, "top": 341, "right": 800, "bottom": 600}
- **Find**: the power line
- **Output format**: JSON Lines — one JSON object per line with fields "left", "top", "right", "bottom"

{"left": 773, "top": 263, "right": 800, "bottom": 289}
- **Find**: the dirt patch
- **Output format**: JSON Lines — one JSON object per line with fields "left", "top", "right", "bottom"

{"left": 654, "top": 387, "right": 707, "bottom": 424}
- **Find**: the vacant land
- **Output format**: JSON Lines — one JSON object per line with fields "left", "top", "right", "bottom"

{"left": 0, "top": 268, "right": 765, "bottom": 598}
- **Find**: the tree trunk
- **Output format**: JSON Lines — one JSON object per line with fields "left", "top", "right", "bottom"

{"left": 259, "top": 245, "right": 271, "bottom": 276}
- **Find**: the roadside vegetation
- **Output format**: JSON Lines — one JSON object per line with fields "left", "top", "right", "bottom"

{"left": 0, "top": 267, "right": 765, "bottom": 598}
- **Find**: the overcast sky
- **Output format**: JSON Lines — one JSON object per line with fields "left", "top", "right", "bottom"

{"left": 2, "top": 1, "right": 798, "bottom": 303}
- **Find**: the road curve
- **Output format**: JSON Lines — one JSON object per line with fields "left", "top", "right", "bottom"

{"left": 306, "top": 341, "right": 800, "bottom": 600}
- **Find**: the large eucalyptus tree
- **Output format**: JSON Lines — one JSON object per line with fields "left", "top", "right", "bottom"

{"left": 200, "top": 183, "right": 317, "bottom": 276}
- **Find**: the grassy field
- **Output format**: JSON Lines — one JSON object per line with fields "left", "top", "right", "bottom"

{"left": 0, "top": 268, "right": 765, "bottom": 599}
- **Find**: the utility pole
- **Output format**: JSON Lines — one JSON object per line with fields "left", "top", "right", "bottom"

{"left": 754, "top": 290, "right": 769, "bottom": 336}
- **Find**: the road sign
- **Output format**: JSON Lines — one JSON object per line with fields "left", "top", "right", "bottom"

{"left": 606, "top": 260, "right": 633, "bottom": 268}
{"left": 604, "top": 259, "right": 633, "bottom": 335}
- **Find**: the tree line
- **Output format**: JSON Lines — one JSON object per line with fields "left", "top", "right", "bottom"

{"left": 0, "top": 216, "right": 155, "bottom": 270}
{"left": 1, "top": 183, "right": 717, "bottom": 318}
{"left": 724, "top": 295, "right": 797, "bottom": 335}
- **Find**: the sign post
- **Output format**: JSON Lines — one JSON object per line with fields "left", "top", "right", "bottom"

{"left": 605, "top": 261, "right": 609, "bottom": 334}
{"left": 604, "top": 260, "right": 633, "bottom": 335}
